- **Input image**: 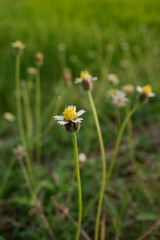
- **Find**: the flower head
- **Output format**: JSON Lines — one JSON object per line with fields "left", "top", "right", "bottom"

{"left": 75, "top": 71, "right": 97, "bottom": 90}
{"left": 78, "top": 153, "right": 87, "bottom": 164}
{"left": 54, "top": 106, "right": 85, "bottom": 133}
{"left": 4, "top": 112, "right": 15, "bottom": 122}
{"left": 107, "top": 89, "right": 116, "bottom": 98}
{"left": 137, "top": 85, "right": 155, "bottom": 101}
{"left": 11, "top": 41, "right": 25, "bottom": 55}
{"left": 107, "top": 74, "right": 119, "bottom": 85}
{"left": 112, "top": 90, "right": 128, "bottom": 108}
{"left": 13, "top": 145, "right": 25, "bottom": 160}
{"left": 35, "top": 52, "right": 44, "bottom": 67}
{"left": 122, "top": 84, "right": 134, "bottom": 95}
{"left": 63, "top": 68, "right": 72, "bottom": 86}
{"left": 27, "top": 67, "right": 37, "bottom": 78}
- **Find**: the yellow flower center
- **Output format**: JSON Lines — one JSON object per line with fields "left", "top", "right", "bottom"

{"left": 80, "top": 71, "right": 90, "bottom": 79}
{"left": 142, "top": 85, "right": 152, "bottom": 95}
{"left": 63, "top": 107, "right": 77, "bottom": 121}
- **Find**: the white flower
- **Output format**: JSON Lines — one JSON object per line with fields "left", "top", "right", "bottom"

{"left": 107, "top": 74, "right": 119, "bottom": 85}
{"left": 4, "top": 112, "right": 15, "bottom": 122}
{"left": 54, "top": 105, "right": 85, "bottom": 125}
{"left": 13, "top": 145, "right": 25, "bottom": 160}
{"left": 78, "top": 153, "right": 87, "bottom": 164}
{"left": 112, "top": 90, "right": 128, "bottom": 108}
{"left": 136, "top": 85, "right": 155, "bottom": 98}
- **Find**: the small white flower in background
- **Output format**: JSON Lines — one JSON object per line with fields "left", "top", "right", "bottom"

{"left": 54, "top": 105, "right": 85, "bottom": 133}
{"left": 75, "top": 71, "right": 97, "bottom": 90}
{"left": 57, "top": 43, "right": 66, "bottom": 52}
{"left": 136, "top": 85, "right": 155, "bottom": 101}
{"left": 13, "top": 145, "right": 25, "bottom": 160}
{"left": 78, "top": 153, "right": 87, "bottom": 164}
{"left": 107, "top": 74, "right": 119, "bottom": 85}
{"left": 27, "top": 67, "right": 37, "bottom": 78}
{"left": 4, "top": 112, "right": 15, "bottom": 122}
{"left": 112, "top": 90, "right": 128, "bottom": 108}
{"left": 11, "top": 41, "right": 25, "bottom": 55}
{"left": 122, "top": 84, "right": 135, "bottom": 95}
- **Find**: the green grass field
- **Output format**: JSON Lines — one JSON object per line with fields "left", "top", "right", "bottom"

{"left": 0, "top": 0, "right": 160, "bottom": 239}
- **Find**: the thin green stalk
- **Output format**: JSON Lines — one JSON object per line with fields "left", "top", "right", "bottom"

{"left": 87, "top": 90, "right": 106, "bottom": 240}
{"left": 106, "top": 104, "right": 138, "bottom": 185}
{"left": 15, "top": 55, "right": 35, "bottom": 186}
{"left": 0, "top": 157, "right": 16, "bottom": 198}
{"left": 23, "top": 81, "right": 33, "bottom": 139}
{"left": 126, "top": 102, "right": 137, "bottom": 169}
{"left": 72, "top": 133, "right": 82, "bottom": 240}
{"left": 35, "top": 67, "right": 41, "bottom": 162}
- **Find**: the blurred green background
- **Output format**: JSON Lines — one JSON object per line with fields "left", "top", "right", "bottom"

{"left": 1, "top": 0, "right": 160, "bottom": 113}
{"left": 1, "top": 1, "right": 160, "bottom": 239}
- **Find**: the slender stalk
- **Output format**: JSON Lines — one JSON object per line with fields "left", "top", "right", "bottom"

{"left": 126, "top": 102, "right": 137, "bottom": 169}
{"left": 87, "top": 90, "right": 106, "bottom": 240}
{"left": 35, "top": 67, "right": 41, "bottom": 162}
{"left": 18, "top": 156, "right": 54, "bottom": 238}
{"left": 72, "top": 133, "right": 82, "bottom": 240}
{"left": 23, "top": 81, "right": 33, "bottom": 139}
{"left": 15, "top": 55, "right": 35, "bottom": 186}
{"left": 106, "top": 104, "right": 138, "bottom": 185}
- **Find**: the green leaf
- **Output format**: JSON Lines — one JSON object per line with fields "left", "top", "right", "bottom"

{"left": 136, "top": 212, "right": 158, "bottom": 221}
{"left": 9, "top": 196, "right": 32, "bottom": 206}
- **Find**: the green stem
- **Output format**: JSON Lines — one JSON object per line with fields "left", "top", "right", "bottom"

{"left": 23, "top": 81, "right": 33, "bottom": 139}
{"left": 106, "top": 104, "right": 138, "bottom": 185}
{"left": 15, "top": 55, "right": 35, "bottom": 186}
{"left": 72, "top": 133, "right": 82, "bottom": 240}
{"left": 35, "top": 67, "right": 41, "bottom": 162}
{"left": 126, "top": 102, "right": 137, "bottom": 169}
{"left": 87, "top": 90, "right": 106, "bottom": 240}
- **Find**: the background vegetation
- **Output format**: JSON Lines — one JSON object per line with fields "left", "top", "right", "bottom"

{"left": 0, "top": 0, "right": 160, "bottom": 239}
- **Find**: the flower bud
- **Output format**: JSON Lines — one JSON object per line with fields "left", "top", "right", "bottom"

{"left": 35, "top": 52, "right": 44, "bottom": 67}
{"left": 11, "top": 41, "right": 25, "bottom": 55}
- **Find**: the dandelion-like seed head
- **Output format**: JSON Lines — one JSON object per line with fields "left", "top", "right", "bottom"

{"left": 112, "top": 90, "right": 128, "bottom": 108}
{"left": 75, "top": 71, "right": 98, "bottom": 91}
{"left": 35, "top": 52, "right": 44, "bottom": 67}
{"left": 137, "top": 85, "right": 155, "bottom": 101}
{"left": 54, "top": 106, "right": 85, "bottom": 133}
{"left": 108, "top": 74, "right": 119, "bottom": 85}
{"left": 4, "top": 112, "right": 15, "bottom": 122}
{"left": 13, "top": 145, "right": 25, "bottom": 160}
{"left": 122, "top": 84, "right": 134, "bottom": 95}
{"left": 11, "top": 41, "right": 25, "bottom": 55}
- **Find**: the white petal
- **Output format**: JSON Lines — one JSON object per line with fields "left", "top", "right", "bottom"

{"left": 74, "top": 106, "right": 76, "bottom": 111}
{"left": 57, "top": 120, "right": 68, "bottom": 125}
{"left": 75, "top": 78, "right": 82, "bottom": 84}
{"left": 92, "top": 77, "right": 98, "bottom": 81}
{"left": 77, "top": 110, "right": 85, "bottom": 117}
{"left": 149, "top": 92, "right": 155, "bottom": 97}
{"left": 73, "top": 118, "right": 83, "bottom": 123}
{"left": 54, "top": 115, "right": 64, "bottom": 120}
{"left": 136, "top": 86, "right": 142, "bottom": 93}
